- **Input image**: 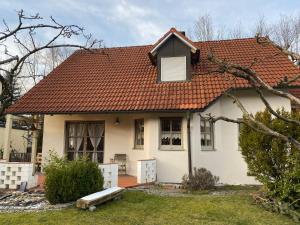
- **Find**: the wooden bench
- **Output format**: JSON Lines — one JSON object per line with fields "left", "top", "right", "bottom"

{"left": 76, "top": 187, "right": 124, "bottom": 209}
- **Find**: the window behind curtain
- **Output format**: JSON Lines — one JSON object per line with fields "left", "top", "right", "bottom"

{"left": 134, "top": 119, "right": 144, "bottom": 149}
{"left": 160, "top": 118, "right": 182, "bottom": 150}
{"left": 200, "top": 119, "right": 214, "bottom": 150}
{"left": 66, "top": 122, "right": 104, "bottom": 163}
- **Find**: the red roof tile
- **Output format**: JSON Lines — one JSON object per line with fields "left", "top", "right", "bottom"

{"left": 6, "top": 36, "right": 300, "bottom": 114}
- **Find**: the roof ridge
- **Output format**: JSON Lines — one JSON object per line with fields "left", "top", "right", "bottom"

{"left": 193, "top": 37, "right": 256, "bottom": 44}
{"left": 78, "top": 37, "right": 258, "bottom": 52}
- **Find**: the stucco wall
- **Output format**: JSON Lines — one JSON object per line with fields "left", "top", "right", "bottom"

{"left": 42, "top": 113, "right": 188, "bottom": 183}
{"left": 191, "top": 90, "right": 291, "bottom": 184}
{"left": 0, "top": 127, "right": 28, "bottom": 153}
{"left": 42, "top": 90, "right": 291, "bottom": 185}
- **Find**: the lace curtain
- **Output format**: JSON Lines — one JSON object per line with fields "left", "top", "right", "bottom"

{"left": 76, "top": 123, "right": 85, "bottom": 153}
{"left": 88, "top": 124, "right": 104, "bottom": 161}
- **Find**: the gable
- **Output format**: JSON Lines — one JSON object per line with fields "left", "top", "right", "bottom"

{"left": 157, "top": 35, "right": 191, "bottom": 81}
{"left": 150, "top": 28, "right": 197, "bottom": 56}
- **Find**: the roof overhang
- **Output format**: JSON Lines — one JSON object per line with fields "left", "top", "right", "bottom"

{"left": 150, "top": 31, "right": 198, "bottom": 56}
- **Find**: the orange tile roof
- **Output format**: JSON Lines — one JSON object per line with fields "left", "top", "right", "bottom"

{"left": 6, "top": 36, "right": 300, "bottom": 114}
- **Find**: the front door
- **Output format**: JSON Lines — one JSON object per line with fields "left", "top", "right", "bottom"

{"left": 66, "top": 121, "right": 105, "bottom": 163}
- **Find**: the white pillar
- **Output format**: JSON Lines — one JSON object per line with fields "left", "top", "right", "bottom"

{"left": 3, "top": 114, "right": 13, "bottom": 162}
{"left": 31, "top": 130, "right": 38, "bottom": 164}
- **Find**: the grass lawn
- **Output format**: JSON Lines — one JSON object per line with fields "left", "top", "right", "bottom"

{"left": 0, "top": 189, "right": 297, "bottom": 225}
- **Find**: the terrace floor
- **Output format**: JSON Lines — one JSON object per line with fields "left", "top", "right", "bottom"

{"left": 118, "top": 175, "right": 138, "bottom": 188}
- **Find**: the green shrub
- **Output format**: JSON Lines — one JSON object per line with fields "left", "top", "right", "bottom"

{"left": 182, "top": 167, "right": 219, "bottom": 190}
{"left": 44, "top": 153, "right": 104, "bottom": 204}
{"left": 240, "top": 109, "right": 300, "bottom": 210}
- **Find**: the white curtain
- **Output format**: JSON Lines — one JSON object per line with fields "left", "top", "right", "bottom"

{"left": 68, "top": 124, "right": 76, "bottom": 151}
{"left": 88, "top": 124, "right": 104, "bottom": 162}
{"left": 76, "top": 124, "right": 85, "bottom": 157}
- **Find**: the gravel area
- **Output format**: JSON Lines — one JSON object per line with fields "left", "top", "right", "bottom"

{"left": 0, "top": 191, "right": 73, "bottom": 212}
{"left": 129, "top": 184, "right": 255, "bottom": 197}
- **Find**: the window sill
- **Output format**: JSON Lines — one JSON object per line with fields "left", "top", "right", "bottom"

{"left": 132, "top": 147, "right": 144, "bottom": 150}
{"left": 201, "top": 148, "right": 216, "bottom": 151}
{"left": 159, "top": 148, "right": 185, "bottom": 151}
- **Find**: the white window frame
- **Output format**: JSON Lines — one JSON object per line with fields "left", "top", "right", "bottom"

{"left": 161, "top": 56, "right": 186, "bottom": 82}
{"left": 159, "top": 117, "right": 183, "bottom": 151}
{"left": 200, "top": 118, "right": 214, "bottom": 151}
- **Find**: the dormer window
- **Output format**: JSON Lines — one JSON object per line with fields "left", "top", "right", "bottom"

{"left": 161, "top": 56, "right": 186, "bottom": 81}
{"left": 149, "top": 27, "right": 199, "bottom": 83}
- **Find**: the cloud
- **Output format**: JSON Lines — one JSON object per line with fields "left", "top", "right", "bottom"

{"left": 1, "top": 0, "right": 300, "bottom": 47}
{"left": 111, "top": 0, "right": 164, "bottom": 43}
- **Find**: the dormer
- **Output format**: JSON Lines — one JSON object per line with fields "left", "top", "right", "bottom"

{"left": 149, "top": 28, "right": 199, "bottom": 82}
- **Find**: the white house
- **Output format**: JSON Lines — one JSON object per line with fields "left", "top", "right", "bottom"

{"left": 5, "top": 28, "right": 300, "bottom": 185}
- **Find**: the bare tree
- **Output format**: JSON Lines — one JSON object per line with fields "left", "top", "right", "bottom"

{"left": 253, "top": 15, "right": 300, "bottom": 54}
{"left": 228, "top": 23, "right": 244, "bottom": 39}
{"left": 253, "top": 15, "right": 273, "bottom": 37}
{"left": 18, "top": 43, "right": 72, "bottom": 91}
{"left": 194, "top": 14, "right": 214, "bottom": 41}
{"left": 273, "top": 15, "right": 299, "bottom": 50}
{"left": 205, "top": 35, "right": 300, "bottom": 151}
{"left": 193, "top": 13, "right": 247, "bottom": 41}
{"left": 0, "top": 10, "right": 101, "bottom": 119}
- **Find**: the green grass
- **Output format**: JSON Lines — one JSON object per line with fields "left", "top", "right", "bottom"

{"left": 0, "top": 190, "right": 297, "bottom": 225}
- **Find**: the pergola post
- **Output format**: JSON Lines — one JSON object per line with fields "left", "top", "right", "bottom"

{"left": 31, "top": 129, "right": 38, "bottom": 164}
{"left": 3, "top": 114, "right": 13, "bottom": 162}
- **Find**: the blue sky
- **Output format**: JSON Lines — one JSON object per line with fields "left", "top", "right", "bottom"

{"left": 1, "top": 0, "right": 300, "bottom": 47}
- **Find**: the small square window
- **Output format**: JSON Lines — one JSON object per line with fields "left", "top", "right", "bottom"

{"left": 160, "top": 118, "right": 182, "bottom": 150}
{"left": 161, "top": 56, "right": 186, "bottom": 81}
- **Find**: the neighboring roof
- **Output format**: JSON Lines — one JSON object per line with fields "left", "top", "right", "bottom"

{"left": 6, "top": 36, "right": 300, "bottom": 114}
{"left": 150, "top": 27, "right": 198, "bottom": 55}
{"left": 290, "top": 89, "right": 300, "bottom": 109}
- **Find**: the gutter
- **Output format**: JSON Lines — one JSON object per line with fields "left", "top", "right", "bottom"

{"left": 187, "top": 111, "right": 192, "bottom": 176}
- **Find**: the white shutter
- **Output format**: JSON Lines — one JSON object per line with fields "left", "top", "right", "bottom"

{"left": 161, "top": 56, "right": 186, "bottom": 81}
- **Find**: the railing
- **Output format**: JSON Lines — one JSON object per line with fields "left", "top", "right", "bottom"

{"left": 9, "top": 152, "right": 31, "bottom": 162}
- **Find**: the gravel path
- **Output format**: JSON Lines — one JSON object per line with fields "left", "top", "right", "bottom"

{"left": 0, "top": 191, "right": 73, "bottom": 213}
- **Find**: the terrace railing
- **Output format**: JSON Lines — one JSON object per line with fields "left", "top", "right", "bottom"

{"left": 9, "top": 152, "right": 31, "bottom": 163}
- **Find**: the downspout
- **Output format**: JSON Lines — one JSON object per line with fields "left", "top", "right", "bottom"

{"left": 187, "top": 111, "right": 192, "bottom": 176}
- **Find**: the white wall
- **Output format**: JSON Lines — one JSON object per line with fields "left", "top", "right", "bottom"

{"left": 42, "top": 113, "right": 188, "bottom": 183}
{"left": 191, "top": 90, "right": 291, "bottom": 184}
{"left": 42, "top": 90, "right": 290, "bottom": 185}
{"left": 0, "top": 127, "right": 28, "bottom": 153}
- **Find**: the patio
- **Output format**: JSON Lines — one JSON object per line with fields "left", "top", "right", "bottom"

{"left": 118, "top": 175, "right": 138, "bottom": 188}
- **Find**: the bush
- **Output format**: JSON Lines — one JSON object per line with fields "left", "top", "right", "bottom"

{"left": 240, "top": 109, "right": 300, "bottom": 210}
{"left": 182, "top": 167, "right": 219, "bottom": 190}
{"left": 44, "top": 153, "right": 104, "bottom": 204}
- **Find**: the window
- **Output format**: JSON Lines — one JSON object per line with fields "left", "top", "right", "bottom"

{"left": 161, "top": 56, "right": 186, "bottom": 81}
{"left": 66, "top": 122, "right": 105, "bottom": 163}
{"left": 134, "top": 119, "right": 144, "bottom": 149}
{"left": 200, "top": 119, "right": 214, "bottom": 150}
{"left": 160, "top": 118, "right": 182, "bottom": 150}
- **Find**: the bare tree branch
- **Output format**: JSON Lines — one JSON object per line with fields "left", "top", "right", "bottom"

{"left": 0, "top": 10, "right": 102, "bottom": 118}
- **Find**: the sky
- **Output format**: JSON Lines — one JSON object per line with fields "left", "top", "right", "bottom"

{"left": 1, "top": 0, "right": 300, "bottom": 47}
